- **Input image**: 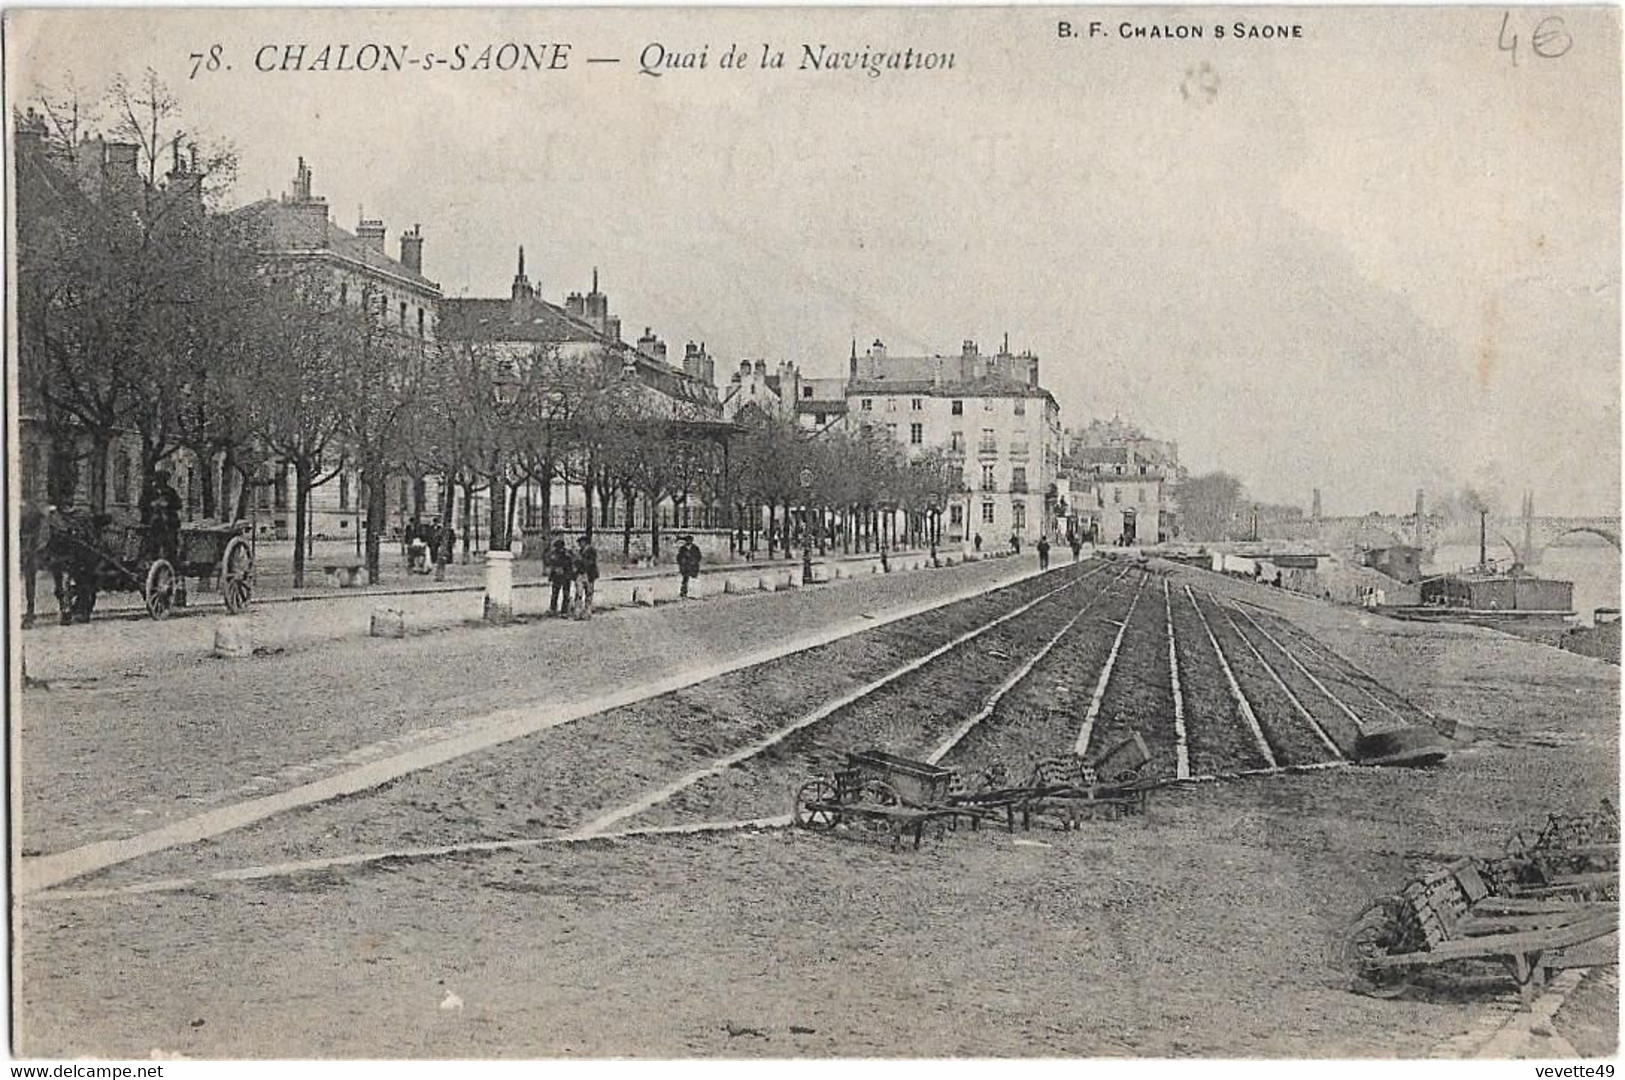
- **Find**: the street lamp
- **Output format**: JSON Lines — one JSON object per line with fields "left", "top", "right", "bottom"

{"left": 483, "top": 363, "right": 520, "bottom": 623}
{"left": 800, "top": 467, "right": 814, "bottom": 585}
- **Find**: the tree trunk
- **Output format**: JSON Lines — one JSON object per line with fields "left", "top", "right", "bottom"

{"left": 621, "top": 483, "right": 635, "bottom": 556}
{"left": 583, "top": 477, "right": 595, "bottom": 540}
{"left": 461, "top": 483, "right": 474, "bottom": 562}
{"left": 488, "top": 462, "right": 509, "bottom": 552}
{"left": 647, "top": 489, "right": 662, "bottom": 560}
{"left": 86, "top": 432, "right": 112, "bottom": 515}
{"left": 363, "top": 461, "right": 386, "bottom": 585}
{"left": 199, "top": 448, "right": 218, "bottom": 519}
{"left": 539, "top": 477, "right": 554, "bottom": 553}
{"left": 292, "top": 458, "right": 310, "bottom": 588}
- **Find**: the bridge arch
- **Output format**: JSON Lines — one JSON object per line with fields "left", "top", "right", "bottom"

{"left": 1547, "top": 525, "right": 1621, "bottom": 550}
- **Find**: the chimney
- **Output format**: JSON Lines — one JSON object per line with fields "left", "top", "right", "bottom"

{"left": 399, "top": 224, "right": 424, "bottom": 274}
{"left": 357, "top": 215, "right": 386, "bottom": 253}
{"left": 637, "top": 328, "right": 666, "bottom": 364}
{"left": 510, "top": 245, "right": 535, "bottom": 311}
{"left": 754, "top": 359, "right": 767, "bottom": 376}
{"left": 1026, "top": 353, "right": 1040, "bottom": 389}
{"left": 565, "top": 292, "right": 585, "bottom": 318}
{"left": 849, "top": 339, "right": 859, "bottom": 381}
{"left": 962, "top": 339, "right": 978, "bottom": 359}
{"left": 292, "top": 156, "right": 313, "bottom": 201}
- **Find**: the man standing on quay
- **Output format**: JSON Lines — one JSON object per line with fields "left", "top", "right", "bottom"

{"left": 548, "top": 538, "right": 575, "bottom": 616}
{"left": 677, "top": 535, "right": 702, "bottom": 598}
{"left": 573, "top": 535, "right": 599, "bottom": 620}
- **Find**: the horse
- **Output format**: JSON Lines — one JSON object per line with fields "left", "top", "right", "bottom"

{"left": 19, "top": 501, "right": 109, "bottom": 626}
{"left": 19, "top": 500, "right": 64, "bottom": 627}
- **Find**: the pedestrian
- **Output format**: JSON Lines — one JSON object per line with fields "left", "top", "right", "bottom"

{"left": 573, "top": 535, "right": 599, "bottom": 619}
{"left": 1010, "top": 533, "right": 1021, "bottom": 555}
{"left": 677, "top": 534, "right": 702, "bottom": 598}
{"left": 1037, "top": 535, "right": 1051, "bottom": 571}
{"left": 973, "top": 533, "right": 983, "bottom": 553}
{"left": 548, "top": 538, "right": 575, "bottom": 616}
{"left": 1070, "top": 534, "right": 1082, "bottom": 563}
{"left": 139, "top": 469, "right": 183, "bottom": 564}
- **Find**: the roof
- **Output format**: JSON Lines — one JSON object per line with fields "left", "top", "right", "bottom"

{"left": 439, "top": 298, "right": 600, "bottom": 344}
{"left": 232, "top": 198, "right": 441, "bottom": 293}
{"left": 847, "top": 374, "right": 1058, "bottom": 407}
{"left": 796, "top": 399, "right": 849, "bottom": 414}
{"left": 1072, "top": 446, "right": 1132, "bottom": 465}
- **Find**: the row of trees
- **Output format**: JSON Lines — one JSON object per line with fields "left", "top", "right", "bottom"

{"left": 16, "top": 74, "right": 968, "bottom": 588}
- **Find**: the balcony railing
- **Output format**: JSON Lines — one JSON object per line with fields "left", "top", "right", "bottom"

{"left": 1009, "top": 446, "right": 1030, "bottom": 460}
{"left": 977, "top": 442, "right": 999, "bottom": 456}
{"left": 980, "top": 480, "right": 998, "bottom": 492}
{"left": 1011, "top": 481, "right": 1029, "bottom": 494}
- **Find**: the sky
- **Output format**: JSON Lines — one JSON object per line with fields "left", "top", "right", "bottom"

{"left": 7, "top": 6, "right": 1620, "bottom": 515}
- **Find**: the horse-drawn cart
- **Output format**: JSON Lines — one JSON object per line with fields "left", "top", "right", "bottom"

{"left": 56, "top": 516, "right": 255, "bottom": 621}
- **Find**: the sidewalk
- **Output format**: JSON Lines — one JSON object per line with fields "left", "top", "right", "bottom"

{"left": 79, "top": 540, "right": 984, "bottom": 616}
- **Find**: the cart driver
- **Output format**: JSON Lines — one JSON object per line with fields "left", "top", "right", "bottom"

{"left": 140, "top": 469, "right": 183, "bottom": 564}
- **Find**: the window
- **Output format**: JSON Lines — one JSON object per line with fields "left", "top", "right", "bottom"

{"left": 884, "top": 397, "right": 897, "bottom": 412}
{"left": 1014, "top": 399, "right": 1027, "bottom": 417}
{"left": 339, "top": 473, "right": 351, "bottom": 512}
{"left": 886, "top": 423, "right": 898, "bottom": 441}
{"left": 814, "top": 412, "right": 826, "bottom": 425}
{"left": 861, "top": 399, "right": 873, "bottom": 412}
{"left": 981, "top": 464, "right": 996, "bottom": 491}
{"left": 910, "top": 423, "right": 923, "bottom": 445}
{"left": 951, "top": 400, "right": 963, "bottom": 416}
{"left": 911, "top": 398, "right": 923, "bottom": 411}
{"left": 1013, "top": 501, "right": 1026, "bottom": 530}
{"left": 1012, "top": 466, "right": 1027, "bottom": 492}
{"left": 982, "top": 501, "right": 996, "bottom": 524}
{"left": 1113, "top": 487, "right": 1122, "bottom": 504}
{"left": 400, "top": 301, "right": 408, "bottom": 325}
{"left": 950, "top": 504, "right": 964, "bottom": 526}
{"left": 802, "top": 386, "right": 813, "bottom": 398}
{"left": 113, "top": 450, "right": 131, "bottom": 505}
{"left": 418, "top": 308, "right": 426, "bottom": 337}
{"left": 950, "top": 431, "right": 965, "bottom": 452}
{"left": 980, "top": 428, "right": 997, "bottom": 454}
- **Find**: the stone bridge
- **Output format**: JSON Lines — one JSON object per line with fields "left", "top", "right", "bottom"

{"left": 1285, "top": 514, "right": 1620, "bottom": 564}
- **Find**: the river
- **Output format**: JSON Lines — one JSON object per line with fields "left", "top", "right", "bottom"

{"left": 1429, "top": 539, "right": 1621, "bottom": 626}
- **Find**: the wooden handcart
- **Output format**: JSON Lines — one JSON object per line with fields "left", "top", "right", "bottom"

{"left": 1493, "top": 801, "right": 1619, "bottom": 901}
{"left": 1341, "top": 857, "right": 1618, "bottom": 1008}
{"left": 792, "top": 750, "right": 998, "bottom": 849}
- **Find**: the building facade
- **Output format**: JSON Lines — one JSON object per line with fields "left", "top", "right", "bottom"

{"left": 840, "top": 338, "right": 1063, "bottom": 545}
{"left": 231, "top": 157, "right": 444, "bottom": 540}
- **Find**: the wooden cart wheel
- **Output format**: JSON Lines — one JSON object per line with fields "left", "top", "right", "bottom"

{"left": 144, "top": 560, "right": 176, "bottom": 620}
{"left": 220, "top": 536, "right": 254, "bottom": 614}
{"left": 793, "top": 778, "right": 841, "bottom": 830}
{"left": 1340, "top": 895, "right": 1415, "bottom": 999}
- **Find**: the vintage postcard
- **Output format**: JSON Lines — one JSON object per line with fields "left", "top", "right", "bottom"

{"left": 5, "top": 4, "right": 1620, "bottom": 1064}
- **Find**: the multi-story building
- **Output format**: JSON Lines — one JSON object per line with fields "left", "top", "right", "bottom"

{"left": 1067, "top": 446, "right": 1175, "bottom": 545}
{"left": 841, "top": 338, "right": 1063, "bottom": 544}
{"left": 232, "top": 157, "right": 443, "bottom": 539}
{"left": 720, "top": 359, "right": 801, "bottom": 423}
{"left": 438, "top": 250, "right": 727, "bottom": 549}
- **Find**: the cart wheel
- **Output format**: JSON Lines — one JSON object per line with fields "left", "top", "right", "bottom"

{"left": 1114, "top": 767, "right": 1142, "bottom": 785}
{"left": 220, "top": 536, "right": 254, "bottom": 614}
{"left": 144, "top": 560, "right": 176, "bottom": 620}
{"left": 793, "top": 779, "right": 841, "bottom": 830}
{"left": 1340, "top": 895, "right": 1415, "bottom": 999}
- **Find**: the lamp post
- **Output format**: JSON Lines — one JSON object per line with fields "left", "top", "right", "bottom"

{"left": 800, "top": 467, "right": 814, "bottom": 584}
{"left": 483, "top": 364, "right": 519, "bottom": 623}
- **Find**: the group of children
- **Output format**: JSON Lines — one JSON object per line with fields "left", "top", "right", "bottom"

{"left": 545, "top": 535, "right": 601, "bottom": 619}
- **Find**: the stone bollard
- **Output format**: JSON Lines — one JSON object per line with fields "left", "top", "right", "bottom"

{"left": 723, "top": 578, "right": 743, "bottom": 595}
{"left": 370, "top": 607, "right": 406, "bottom": 639}
{"left": 633, "top": 586, "right": 656, "bottom": 607}
{"left": 758, "top": 575, "right": 778, "bottom": 593}
{"left": 779, "top": 570, "right": 795, "bottom": 588}
{"left": 213, "top": 622, "right": 252, "bottom": 658}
